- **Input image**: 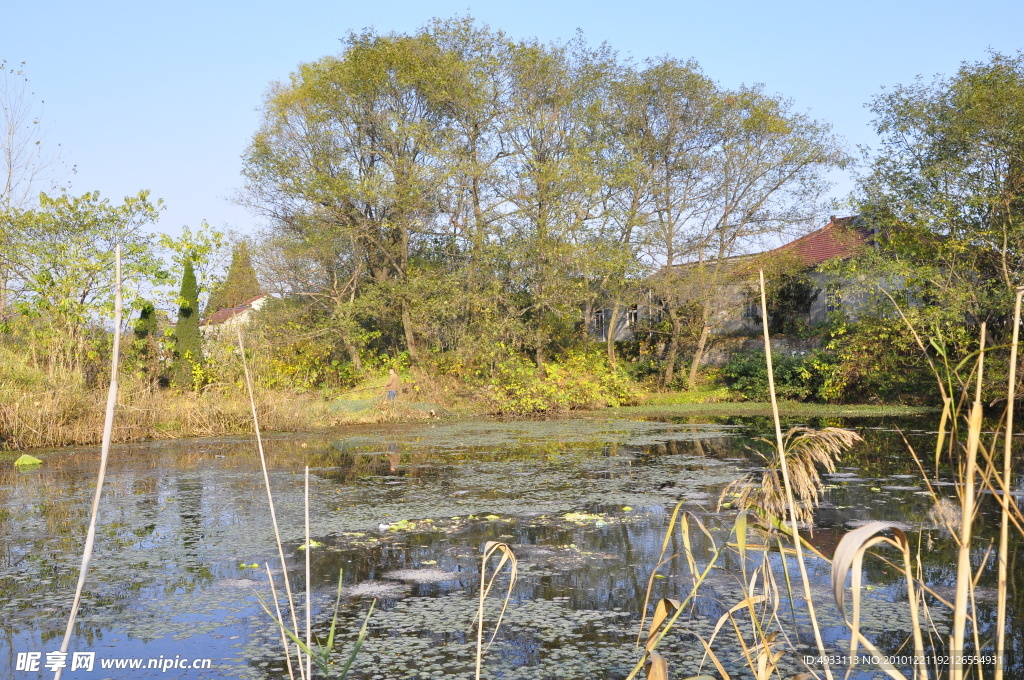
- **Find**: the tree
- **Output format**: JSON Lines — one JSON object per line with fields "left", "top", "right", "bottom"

{"left": 858, "top": 51, "right": 1024, "bottom": 341}
{"left": 617, "top": 57, "right": 719, "bottom": 384}
{"left": 243, "top": 29, "right": 471, "bottom": 365}
{"left": 205, "top": 240, "right": 262, "bottom": 314}
{"left": 1, "top": 60, "right": 71, "bottom": 322}
{"left": 128, "top": 300, "right": 163, "bottom": 387}
{"left": 498, "top": 36, "right": 617, "bottom": 372}
{"left": 1, "top": 190, "right": 163, "bottom": 378}
{"left": 679, "top": 85, "right": 845, "bottom": 388}
{"left": 173, "top": 257, "right": 203, "bottom": 388}
{"left": 158, "top": 221, "right": 226, "bottom": 314}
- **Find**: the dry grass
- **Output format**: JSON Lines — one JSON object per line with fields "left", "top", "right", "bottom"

{"left": 720, "top": 427, "right": 862, "bottom": 526}
{"left": 0, "top": 383, "right": 334, "bottom": 450}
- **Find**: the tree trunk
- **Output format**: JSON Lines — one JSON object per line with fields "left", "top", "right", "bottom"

{"left": 686, "top": 322, "right": 711, "bottom": 390}
{"left": 401, "top": 300, "right": 419, "bottom": 363}
{"left": 342, "top": 335, "right": 363, "bottom": 373}
{"left": 535, "top": 330, "right": 547, "bottom": 378}
{"left": 663, "top": 306, "right": 682, "bottom": 386}
{"left": 606, "top": 303, "right": 620, "bottom": 366}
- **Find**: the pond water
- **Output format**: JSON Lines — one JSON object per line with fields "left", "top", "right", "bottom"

{"left": 0, "top": 416, "right": 1021, "bottom": 679}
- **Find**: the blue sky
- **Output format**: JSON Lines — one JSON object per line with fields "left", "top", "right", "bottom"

{"left": 6, "top": 0, "right": 1023, "bottom": 238}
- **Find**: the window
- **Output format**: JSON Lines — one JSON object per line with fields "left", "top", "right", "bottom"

{"left": 626, "top": 305, "right": 639, "bottom": 328}
{"left": 594, "top": 309, "right": 605, "bottom": 340}
{"left": 826, "top": 285, "right": 841, "bottom": 313}
{"left": 743, "top": 298, "right": 759, "bottom": 319}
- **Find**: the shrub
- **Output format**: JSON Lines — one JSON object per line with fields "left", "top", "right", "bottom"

{"left": 486, "top": 349, "right": 638, "bottom": 414}
{"left": 721, "top": 350, "right": 813, "bottom": 402}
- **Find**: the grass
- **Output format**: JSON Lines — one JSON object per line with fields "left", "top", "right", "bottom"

{"left": 609, "top": 400, "right": 935, "bottom": 418}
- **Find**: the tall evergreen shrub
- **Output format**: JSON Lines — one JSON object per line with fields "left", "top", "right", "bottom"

{"left": 173, "top": 257, "right": 203, "bottom": 388}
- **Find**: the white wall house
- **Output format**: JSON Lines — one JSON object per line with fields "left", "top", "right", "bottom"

{"left": 199, "top": 295, "right": 269, "bottom": 338}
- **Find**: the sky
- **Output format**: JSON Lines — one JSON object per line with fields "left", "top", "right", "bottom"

{"left": 6, "top": 0, "right": 1024, "bottom": 239}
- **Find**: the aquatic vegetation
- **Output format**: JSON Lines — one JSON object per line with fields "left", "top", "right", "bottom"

{"left": 719, "top": 426, "right": 863, "bottom": 525}
{"left": 13, "top": 454, "right": 42, "bottom": 468}
{"left": 257, "top": 568, "right": 374, "bottom": 680}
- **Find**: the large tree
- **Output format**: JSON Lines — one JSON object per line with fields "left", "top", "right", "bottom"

{"left": 679, "top": 86, "right": 846, "bottom": 388}
{"left": 858, "top": 51, "right": 1024, "bottom": 339}
{"left": 618, "top": 57, "right": 719, "bottom": 384}
{"left": 498, "top": 36, "right": 617, "bottom": 371}
{"left": 1, "top": 190, "right": 163, "bottom": 378}
{"left": 243, "top": 29, "right": 471, "bottom": 365}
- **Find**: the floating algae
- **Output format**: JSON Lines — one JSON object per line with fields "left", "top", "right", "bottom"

{"left": 13, "top": 454, "right": 42, "bottom": 469}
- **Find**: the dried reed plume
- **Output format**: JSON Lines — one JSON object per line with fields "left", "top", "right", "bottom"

{"left": 720, "top": 426, "right": 862, "bottom": 526}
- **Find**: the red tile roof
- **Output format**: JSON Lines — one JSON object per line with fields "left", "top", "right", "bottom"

{"left": 767, "top": 216, "right": 872, "bottom": 267}
{"left": 200, "top": 295, "right": 267, "bottom": 326}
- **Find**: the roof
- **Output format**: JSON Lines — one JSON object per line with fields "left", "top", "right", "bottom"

{"left": 200, "top": 295, "right": 267, "bottom": 326}
{"left": 767, "top": 216, "right": 872, "bottom": 267}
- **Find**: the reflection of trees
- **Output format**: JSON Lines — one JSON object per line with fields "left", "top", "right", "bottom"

{"left": 162, "top": 477, "right": 213, "bottom": 594}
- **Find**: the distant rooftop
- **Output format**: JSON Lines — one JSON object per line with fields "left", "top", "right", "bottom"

{"left": 200, "top": 295, "right": 267, "bottom": 326}
{"left": 767, "top": 216, "right": 872, "bottom": 267}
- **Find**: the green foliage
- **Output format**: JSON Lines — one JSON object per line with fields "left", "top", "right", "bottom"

{"left": 763, "top": 273, "right": 821, "bottom": 336}
{"left": 486, "top": 349, "right": 638, "bottom": 414}
{"left": 859, "top": 51, "right": 1024, "bottom": 345}
{"left": 158, "top": 221, "right": 226, "bottom": 319}
{"left": 173, "top": 258, "right": 203, "bottom": 389}
{"left": 815, "top": 318, "right": 941, "bottom": 404}
{"left": 721, "top": 350, "right": 816, "bottom": 402}
{"left": 124, "top": 301, "right": 165, "bottom": 385}
{"left": 204, "top": 241, "right": 262, "bottom": 314}
{"left": 0, "top": 189, "right": 163, "bottom": 382}
{"left": 260, "top": 330, "right": 357, "bottom": 394}
{"left": 720, "top": 317, "right": 941, "bottom": 405}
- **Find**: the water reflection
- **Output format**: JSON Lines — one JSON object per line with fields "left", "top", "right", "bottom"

{"left": 0, "top": 417, "right": 1019, "bottom": 679}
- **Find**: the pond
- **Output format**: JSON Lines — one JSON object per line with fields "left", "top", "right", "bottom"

{"left": 0, "top": 415, "right": 1021, "bottom": 679}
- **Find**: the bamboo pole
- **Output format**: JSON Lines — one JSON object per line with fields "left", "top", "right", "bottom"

{"left": 305, "top": 466, "right": 312, "bottom": 680}
{"left": 758, "top": 270, "right": 832, "bottom": 680}
{"left": 237, "top": 327, "right": 306, "bottom": 680}
{"left": 996, "top": 291, "right": 1022, "bottom": 680}
{"left": 950, "top": 322, "right": 985, "bottom": 680}
{"left": 54, "top": 246, "right": 122, "bottom": 680}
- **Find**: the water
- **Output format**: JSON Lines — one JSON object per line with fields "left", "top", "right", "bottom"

{"left": 0, "top": 416, "right": 1020, "bottom": 679}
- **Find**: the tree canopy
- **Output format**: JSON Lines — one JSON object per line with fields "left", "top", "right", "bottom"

{"left": 242, "top": 18, "right": 843, "bottom": 381}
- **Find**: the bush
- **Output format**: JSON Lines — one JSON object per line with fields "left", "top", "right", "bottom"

{"left": 721, "top": 350, "right": 815, "bottom": 402}
{"left": 816, "top": 318, "right": 938, "bottom": 404}
{"left": 486, "top": 349, "right": 638, "bottom": 414}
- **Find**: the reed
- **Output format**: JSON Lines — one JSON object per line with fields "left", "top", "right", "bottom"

{"left": 757, "top": 270, "right": 833, "bottom": 680}
{"left": 624, "top": 270, "right": 1024, "bottom": 680}
{"left": 236, "top": 326, "right": 377, "bottom": 679}
{"left": 53, "top": 246, "right": 123, "bottom": 680}
{"left": 995, "top": 287, "right": 1023, "bottom": 680}
{"left": 474, "top": 541, "right": 518, "bottom": 680}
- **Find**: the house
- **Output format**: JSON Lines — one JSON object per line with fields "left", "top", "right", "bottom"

{"left": 589, "top": 216, "right": 877, "bottom": 341}
{"left": 199, "top": 295, "right": 269, "bottom": 337}
{"left": 761, "top": 215, "right": 877, "bottom": 326}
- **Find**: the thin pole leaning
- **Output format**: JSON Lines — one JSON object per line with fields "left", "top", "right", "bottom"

{"left": 305, "top": 466, "right": 312, "bottom": 680}
{"left": 996, "top": 291, "right": 1022, "bottom": 680}
{"left": 951, "top": 323, "right": 985, "bottom": 680}
{"left": 54, "top": 245, "right": 123, "bottom": 680}
{"left": 236, "top": 326, "right": 306, "bottom": 680}
{"left": 758, "top": 270, "right": 833, "bottom": 680}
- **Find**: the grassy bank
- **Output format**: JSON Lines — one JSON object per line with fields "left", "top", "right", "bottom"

{"left": 0, "top": 384, "right": 456, "bottom": 450}
{"left": 611, "top": 400, "right": 936, "bottom": 418}
{"left": 0, "top": 381, "right": 934, "bottom": 451}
